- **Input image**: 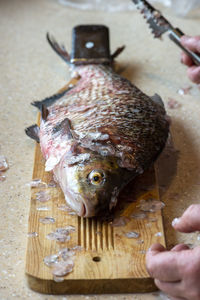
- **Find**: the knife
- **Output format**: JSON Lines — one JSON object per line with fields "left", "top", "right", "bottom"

{"left": 132, "top": 0, "right": 200, "bottom": 66}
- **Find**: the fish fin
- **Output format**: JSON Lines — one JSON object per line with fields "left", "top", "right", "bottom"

{"left": 111, "top": 45, "right": 125, "bottom": 60}
{"left": 25, "top": 124, "right": 40, "bottom": 143}
{"left": 46, "top": 32, "right": 71, "bottom": 64}
{"left": 41, "top": 105, "right": 49, "bottom": 121}
{"left": 151, "top": 93, "right": 164, "bottom": 107}
{"left": 52, "top": 118, "right": 73, "bottom": 139}
{"left": 31, "top": 88, "right": 70, "bottom": 110}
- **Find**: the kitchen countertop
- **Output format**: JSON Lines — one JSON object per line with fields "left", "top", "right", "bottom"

{"left": 0, "top": 0, "right": 200, "bottom": 299}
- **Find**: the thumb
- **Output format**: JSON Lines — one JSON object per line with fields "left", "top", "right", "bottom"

{"left": 171, "top": 243, "right": 190, "bottom": 252}
{"left": 172, "top": 204, "right": 200, "bottom": 233}
{"left": 181, "top": 36, "right": 200, "bottom": 53}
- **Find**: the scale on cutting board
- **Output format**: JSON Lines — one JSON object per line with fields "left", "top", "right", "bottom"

{"left": 25, "top": 25, "right": 166, "bottom": 294}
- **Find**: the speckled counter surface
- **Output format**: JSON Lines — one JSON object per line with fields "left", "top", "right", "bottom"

{"left": 0, "top": 0, "right": 200, "bottom": 299}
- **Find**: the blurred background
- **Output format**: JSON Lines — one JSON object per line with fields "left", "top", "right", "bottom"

{"left": 58, "top": 0, "right": 200, "bottom": 16}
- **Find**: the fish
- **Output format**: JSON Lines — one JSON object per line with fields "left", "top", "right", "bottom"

{"left": 26, "top": 25, "right": 169, "bottom": 218}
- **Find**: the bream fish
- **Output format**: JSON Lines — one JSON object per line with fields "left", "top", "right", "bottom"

{"left": 26, "top": 25, "right": 169, "bottom": 217}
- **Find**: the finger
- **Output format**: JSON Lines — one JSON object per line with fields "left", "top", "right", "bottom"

{"left": 181, "top": 36, "right": 200, "bottom": 53}
{"left": 146, "top": 247, "right": 181, "bottom": 281}
{"left": 155, "top": 279, "right": 184, "bottom": 298}
{"left": 172, "top": 204, "right": 200, "bottom": 232}
{"left": 149, "top": 243, "right": 166, "bottom": 252}
{"left": 181, "top": 52, "right": 193, "bottom": 67}
{"left": 187, "top": 66, "right": 200, "bottom": 84}
{"left": 171, "top": 244, "right": 190, "bottom": 252}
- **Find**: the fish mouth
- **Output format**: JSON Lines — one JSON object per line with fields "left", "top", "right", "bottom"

{"left": 79, "top": 202, "right": 86, "bottom": 217}
{"left": 64, "top": 189, "right": 89, "bottom": 217}
{"left": 80, "top": 201, "right": 94, "bottom": 217}
{"left": 81, "top": 200, "right": 98, "bottom": 218}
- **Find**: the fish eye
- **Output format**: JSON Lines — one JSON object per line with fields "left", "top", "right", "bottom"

{"left": 88, "top": 170, "right": 105, "bottom": 186}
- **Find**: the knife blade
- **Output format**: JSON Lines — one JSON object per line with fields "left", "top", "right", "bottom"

{"left": 132, "top": 0, "right": 200, "bottom": 66}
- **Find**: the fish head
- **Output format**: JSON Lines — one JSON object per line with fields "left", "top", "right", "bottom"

{"left": 55, "top": 153, "right": 133, "bottom": 217}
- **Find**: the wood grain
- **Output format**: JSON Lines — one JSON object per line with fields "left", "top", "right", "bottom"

{"left": 25, "top": 81, "right": 166, "bottom": 294}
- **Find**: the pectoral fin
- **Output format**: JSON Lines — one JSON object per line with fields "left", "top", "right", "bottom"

{"left": 52, "top": 118, "right": 73, "bottom": 139}
{"left": 25, "top": 124, "right": 40, "bottom": 143}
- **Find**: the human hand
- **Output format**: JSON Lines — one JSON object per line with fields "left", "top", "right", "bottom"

{"left": 146, "top": 204, "right": 200, "bottom": 300}
{"left": 180, "top": 36, "right": 200, "bottom": 84}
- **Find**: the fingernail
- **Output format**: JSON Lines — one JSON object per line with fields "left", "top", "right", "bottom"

{"left": 172, "top": 217, "right": 180, "bottom": 227}
{"left": 148, "top": 246, "right": 153, "bottom": 252}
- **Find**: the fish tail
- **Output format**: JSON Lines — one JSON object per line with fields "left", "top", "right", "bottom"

{"left": 46, "top": 33, "right": 71, "bottom": 64}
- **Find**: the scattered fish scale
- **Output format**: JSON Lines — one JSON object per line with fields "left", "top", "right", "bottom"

{"left": 155, "top": 232, "right": 162, "bottom": 237}
{"left": 58, "top": 204, "right": 74, "bottom": 212}
{"left": 27, "top": 178, "right": 47, "bottom": 188}
{"left": 167, "top": 98, "right": 181, "bottom": 109}
{"left": 111, "top": 216, "right": 130, "bottom": 227}
{"left": 0, "top": 156, "right": 9, "bottom": 172}
{"left": 39, "top": 217, "right": 55, "bottom": 224}
{"left": 64, "top": 153, "right": 91, "bottom": 166}
{"left": 0, "top": 156, "right": 9, "bottom": 182}
{"left": 43, "top": 245, "right": 82, "bottom": 277}
{"left": 52, "top": 259, "right": 74, "bottom": 277}
{"left": 125, "top": 231, "right": 140, "bottom": 239}
{"left": 64, "top": 225, "right": 76, "bottom": 232}
{"left": 58, "top": 248, "right": 76, "bottom": 260}
{"left": 46, "top": 226, "right": 75, "bottom": 242}
{"left": 178, "top": 86, "right": 192, "bottom": 95}
{"left": 71, "top": 245, "right": 83, "bottom": 251}
{"left": 53, "top": 276, "right": 64, "bottom": 282}
{"left": 43, "top": 254, "right": 59, "bottom": 267}
{"left": 44, "top": 246, "right": 78, "bottom": 280}
{"left": 68, "top": 211, "right": 77, "bottom": 216}
{"left": 46, "top": 232, "right": 71, "bottom": 243}
{"left": 131, "top": 212, "right": 147, "bottom": 220}
{"left": 0, "top": 173, "right": 6, "bottom": 182}
{"left": 36, "top": 206, "right": 50, "bottom": 211}
{"left": 139, "top": 198, "right": 165, "bottom": 212}
{"left": 27, "top": 232, "right": 38, "bottom": 237}
{"left": 35, "top": 190, "right": 51, "bottom": 202}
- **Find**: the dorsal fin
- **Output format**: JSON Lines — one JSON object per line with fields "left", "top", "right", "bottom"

{"left": 41, "top": 105, "right": 49, "bottom": 121}
{"left": 111, "top": 45, "right": 125, "bottom": 60}
{"left": 31, "top": 88, "right": 70, "bottom": 111}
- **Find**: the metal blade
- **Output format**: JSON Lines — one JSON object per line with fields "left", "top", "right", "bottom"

{"left": 132, "top": 0, "right": 173, "bottom": 38}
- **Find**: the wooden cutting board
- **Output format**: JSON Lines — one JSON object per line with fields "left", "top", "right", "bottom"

{"left": 25, "top": 81, "right": 166, "bottom": 294}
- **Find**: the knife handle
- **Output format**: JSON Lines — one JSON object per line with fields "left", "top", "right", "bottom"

{"left": 169, "top": 28, "right": 200, "bottom": 66}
